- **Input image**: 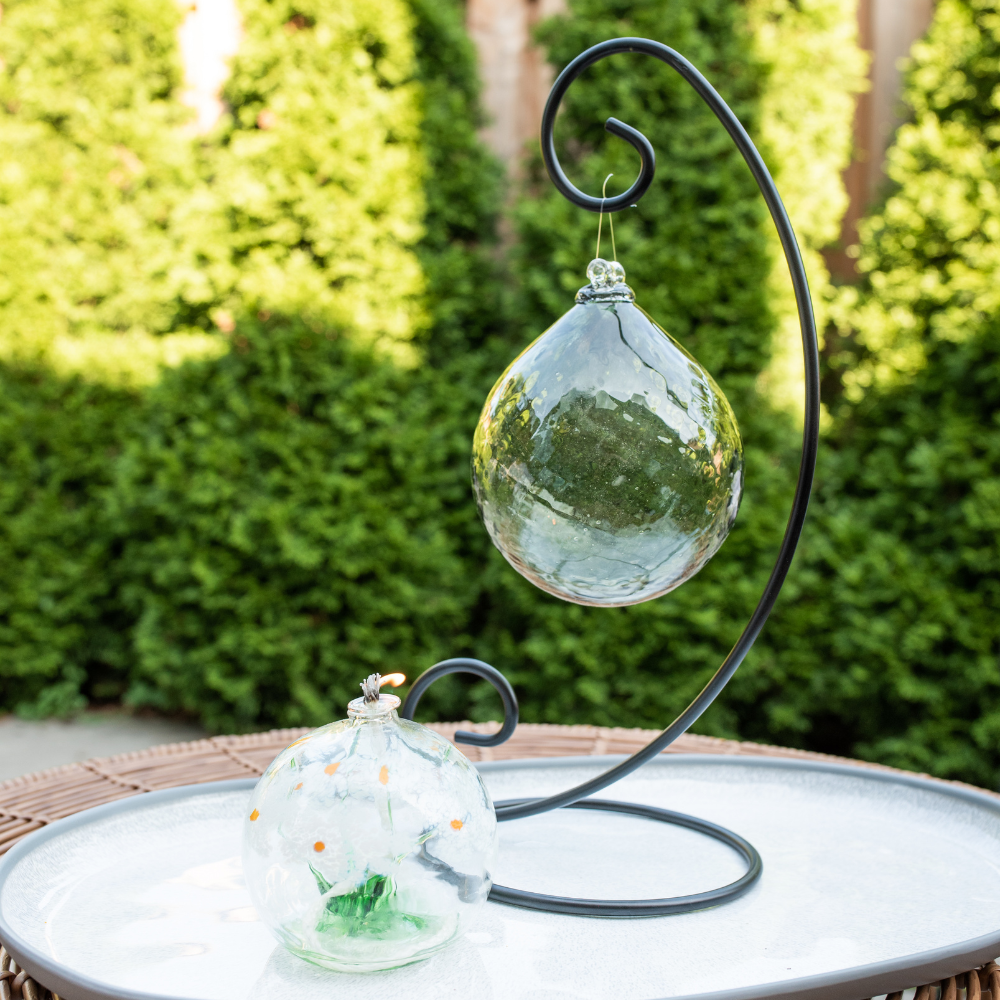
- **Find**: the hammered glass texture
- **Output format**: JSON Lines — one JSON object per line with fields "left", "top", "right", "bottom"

{"left": 242, "top": 698, "right": 498, "bottom": 972}
{"left": 472, "top": 276, "right": 743, "bottom": 606}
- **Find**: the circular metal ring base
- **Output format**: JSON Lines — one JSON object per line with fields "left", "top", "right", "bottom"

{"left": 489, "top": 797, "right": 762, "bottom": 916}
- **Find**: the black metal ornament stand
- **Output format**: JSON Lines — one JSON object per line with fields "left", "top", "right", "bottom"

{"left": 401, "top": 38, "right": 820, "bottom": 917}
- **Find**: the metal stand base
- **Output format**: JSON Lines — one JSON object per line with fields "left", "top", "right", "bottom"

{"left": 402, "top": 659, "right": 763, "bottom": 917}
{"left": 489, "top": 797, "right": 761, "bottom": 916}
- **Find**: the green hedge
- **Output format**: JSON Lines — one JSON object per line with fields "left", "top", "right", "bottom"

{"left": 752, "top": 325, "right": 1000, "bottom": 785}
{"left": 205, "top": 0, "right": 429, "bottom": 364}
{"left": 106, "top": 0, "right": 510, "bottom": 732}
{"left": 0, "top": 0, "right": 505, "bottom": 724}
{"left": 0, "top": 0, "right": 439, "bottom": 378}
{"left": 0, "top": 0, "right": 221, "bottom": 383}
{"left": 9, "top": 0, "right": 997, "bottom": 789}
{"left": 746, "top": 0, "right": 1000, "bottom": 785}
{"left": 111, "top": 318, "right": 475, "bottom": 731}
{"left": 0, "top": 0, "right": 193, "bottom": 711}
{"left": 0, "top": 367, "right": 132, "bottom": 715}
{"left": 0, "top": 0, "right": 862, "bottom": 732}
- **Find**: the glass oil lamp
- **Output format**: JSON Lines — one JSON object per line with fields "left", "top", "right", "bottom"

{"left": 242, "top": 673, "right": 498, "bottom": 972}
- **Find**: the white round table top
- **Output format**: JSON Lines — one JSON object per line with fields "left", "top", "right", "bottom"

{"left": 2, "top": 755, "right": 999, "bottom": 1000}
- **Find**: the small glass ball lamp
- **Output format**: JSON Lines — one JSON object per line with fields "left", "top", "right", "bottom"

{"left": 242, "top": 673, "right": 498, "bottom": 972}
{"left": 473, "top": 257, "right": 743, "bottom": 606}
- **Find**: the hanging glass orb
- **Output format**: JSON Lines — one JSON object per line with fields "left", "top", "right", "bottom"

{"left": 243, "top": 675, "right": 498, "bottom": 972}
{"left": 472, "top": 259, "right": 743, "bottom": 607}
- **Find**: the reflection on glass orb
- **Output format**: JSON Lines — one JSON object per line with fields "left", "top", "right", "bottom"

{"left": 472, "top": 259, "right": 743, "bottom": 607}
{"left": 243, "top": 678, "right": 498, "bottom": 972}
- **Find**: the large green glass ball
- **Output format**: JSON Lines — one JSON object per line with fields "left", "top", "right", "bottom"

{"left": 472, "top": 260, "right": 743, "bottom": 607}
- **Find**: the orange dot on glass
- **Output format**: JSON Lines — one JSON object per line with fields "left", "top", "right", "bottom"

{"left": 294, "top": 782, "right": 303, "bottom": 790}
{"left": 450, "top": 819, "right": 464, "bottom": 830}
{"left": 314, "top": 841, "right": 325, "bottom": 852}
{"left": 324, "top": 763, "right": 339, "bottom": 776}
{"left": 249, "top": 809, "right": 259, "bottom": 821}
{"left": 379, "top": 766, "right": 389, "bottom": 785}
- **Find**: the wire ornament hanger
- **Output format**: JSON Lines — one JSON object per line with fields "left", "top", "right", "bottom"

{"left": 401, "top": 35, "right": 820, "bottom": 917}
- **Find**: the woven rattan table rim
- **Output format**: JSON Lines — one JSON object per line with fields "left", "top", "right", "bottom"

{"left": 1, "top": 722, "right": 998, "bottom": 1000}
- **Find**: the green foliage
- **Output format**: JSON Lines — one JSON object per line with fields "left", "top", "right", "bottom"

{"left": 834, "top": 0, "right": 1000, "bottom": 395}
{"left": 0, "top": 367, "right": 134, "bottom": 715}
{"left": 406, "top": 0, "right": 507, "bottom": 361}
{"left": 0, "top": 0, "right": 433, "bottom": 380}
{"left": 743, "top": 325, "right": 1000, "bottom": 785}
{"left": 0, "top": 0, "right": 224, "bottom": 382}
{"left": 111, "top": 317, "right": 474, "bottom": 732}
{"left": 747, "top": 0, "right": 868, "bottom": 414}
{"left": 0, "top": 0, "right": 502, "bottom": 724}
{"left": 207, "top": 0, "right": 428, "bottom": 363}
{"left": 103, "top": 0, "right": 508, "bottom": 732}
{"left": 743, "top": 0, "right": 1000, "bottom": 785}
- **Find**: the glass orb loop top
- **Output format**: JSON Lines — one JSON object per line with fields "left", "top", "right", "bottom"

{"left": 472, "top": 259, "right": 744, "bottom": 607}
{"left": 586, "top": 257, "right": 625, "bottom": 288}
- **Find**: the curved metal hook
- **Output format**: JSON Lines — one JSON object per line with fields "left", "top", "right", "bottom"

{"left": 541, "top": 45, "right": 658, "bottom": 212}
{"left": 399, "top": 658, "right": 519, "bottom": 748}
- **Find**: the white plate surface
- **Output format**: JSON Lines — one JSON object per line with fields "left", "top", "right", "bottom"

{"left": 2, "top": 755, "right": 1000, "bottom": 1000}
